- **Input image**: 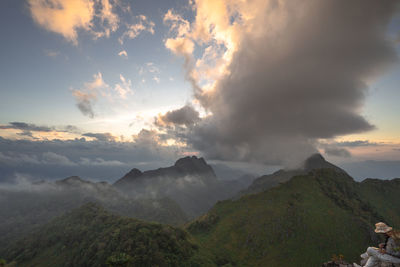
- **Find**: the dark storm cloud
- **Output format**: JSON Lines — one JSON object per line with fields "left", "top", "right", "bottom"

{"left": 181, "top": 0, "right": 399, "bottom": 166}
{"left": 82, "top": 132, "right": 116, "bottom": 142}
{"left": 155, "top": 105, "right": 200, "bottom": 127}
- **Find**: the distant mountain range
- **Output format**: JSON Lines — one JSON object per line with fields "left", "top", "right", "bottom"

{"left": 0, "top": 155, "right": 251, "bottom": 251}
{"left": 0, "top": 175, "right": 187, "bottom": 252}
{"left": 114, "top": 156, "right": 251, "bottom": 217}
{"left": 1, "top": 154, "right": 399, "bottom": 266}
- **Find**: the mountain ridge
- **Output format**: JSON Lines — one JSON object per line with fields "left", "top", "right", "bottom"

{"left": 113, "top": 155, "right": 248, "bottom": 218}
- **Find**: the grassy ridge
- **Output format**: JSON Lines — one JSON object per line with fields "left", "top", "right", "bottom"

{"left": 188, "top": 169, "right": 396, "bottom": 266}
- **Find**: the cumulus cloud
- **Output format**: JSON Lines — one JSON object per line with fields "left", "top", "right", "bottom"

{"left": 93, "top": 0, "right": 119, "bottom": 39}
{"left": 118, "top": 50, "right": 128, "bottom": 57}
{"left": 119, "top": 15, "right": 155, "bottom": 44}
{"left": 71, "top": 72, "right": 133, "bottom": 117}
{"left": 163, "top": 0, "right": 399, "bottom": 166}
{"left": 155, "top": 105, "right": 200, "bottom": 127}
{"left": 72, "top": 90, "right": 97, "bottom": 118}
{"left": 114, "top": 74, "right": 133, "bottom": 99}
{"left": 28, "top": 0, "right": 119, "bottom": 45}
{"left": 165, "top": 37, "right": 194, "bottom": 56}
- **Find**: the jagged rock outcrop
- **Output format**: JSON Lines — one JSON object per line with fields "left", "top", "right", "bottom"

{"left": 114, "top": 156, "right": 245, "bottom": 217}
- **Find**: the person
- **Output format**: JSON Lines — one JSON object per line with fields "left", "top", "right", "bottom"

{"left": 355, "top": 222, "right": 400, "bottom": 267}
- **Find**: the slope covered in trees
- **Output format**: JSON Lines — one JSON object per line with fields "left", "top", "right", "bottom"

{"left": 1, "top": 203, "right": 214, "bottom": 267}
{"left": 188, "top": 168, "right": 400, "bottom": 266}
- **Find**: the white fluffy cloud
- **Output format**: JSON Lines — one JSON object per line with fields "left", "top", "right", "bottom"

{"left": 119, "top": 15, "right": 155, "bottom": 44}
{"left": 71, "top": 72, "right": 133, "bottom": 118}
{"left": 28, "top": 0, "right": 120, "bottom": 44}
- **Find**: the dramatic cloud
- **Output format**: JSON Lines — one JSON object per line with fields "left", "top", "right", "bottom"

{"left": 155, "top": 105, "right": 200, "bottom": 127}
{"left": 119, "top": 15, "right": 155, "bottom": 44}
{"left": 164, "top": 0, "right": 399, "bottom": 166}
{"left": 28, "top": 0, "right": 119, "bottom": 44}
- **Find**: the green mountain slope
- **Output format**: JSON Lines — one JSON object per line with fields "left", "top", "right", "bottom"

{"left": 2, "top": 159, "right": 399, "bottom": 267}
{"left": 239, "top": 153, "right": 346, "bottom": 197}
{"left": 188, "top": 169, "right": 399, "bottom": 266}
{"left": 2, "top": 203, "right": 214, "bottom": 267}
{"left": 357, "top": 178, "right": 400, "bottom": 227}
{"left": 0, "top": 176, "right": 187, "bottom": 251}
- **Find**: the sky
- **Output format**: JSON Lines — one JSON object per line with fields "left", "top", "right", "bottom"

{"left": 0, "top": 0, "right": 400, "bottom": 182}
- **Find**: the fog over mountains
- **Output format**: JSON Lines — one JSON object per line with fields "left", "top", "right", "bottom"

{"left": 1, "top": 153, "right": 399, "bottom": 266}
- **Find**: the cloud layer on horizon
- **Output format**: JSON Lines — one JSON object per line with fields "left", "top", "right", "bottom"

{"left": 0, "top": 134, "right": 182, "bottom": 183}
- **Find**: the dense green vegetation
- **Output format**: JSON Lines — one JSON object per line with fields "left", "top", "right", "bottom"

{"left": 0, "top": 178, "right": 187, "bottom": 251}
{"left": 187, "top": 169, "right": 400, "bottom": 266}
{"left": 1, "top": 203, "right": 214, "bottom": 267}
{"left": 2, "top": 165, "right": 399, "bottom": 267}
{"left": 357, "top": 178, "right": 400, "bottom": 227}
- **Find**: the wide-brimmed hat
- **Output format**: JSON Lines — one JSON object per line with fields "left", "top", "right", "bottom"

{"left": 375, "top": 222, "right": 393, "bottom": 233}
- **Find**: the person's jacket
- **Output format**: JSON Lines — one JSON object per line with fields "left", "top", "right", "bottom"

{"left": 386, "top": 237, "right": 400, "bottom": 257}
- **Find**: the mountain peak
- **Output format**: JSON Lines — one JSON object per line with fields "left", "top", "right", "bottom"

{"left": 174, "top": 155, "right": 206, "bottom": 166}
{"left": 303, "top": 153, "right": 346, "bottom": 173}
{"left": 174, "top": 156, "right": 212, "bottom": 174}
{"left": 58, "top": 176, "right": 85, "bottom": 184}
{"left": 304, "top": 153, "right": 326, "bottom": 170}
{"left": 125, "top": 168, "right": 143, "bottom": 177}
